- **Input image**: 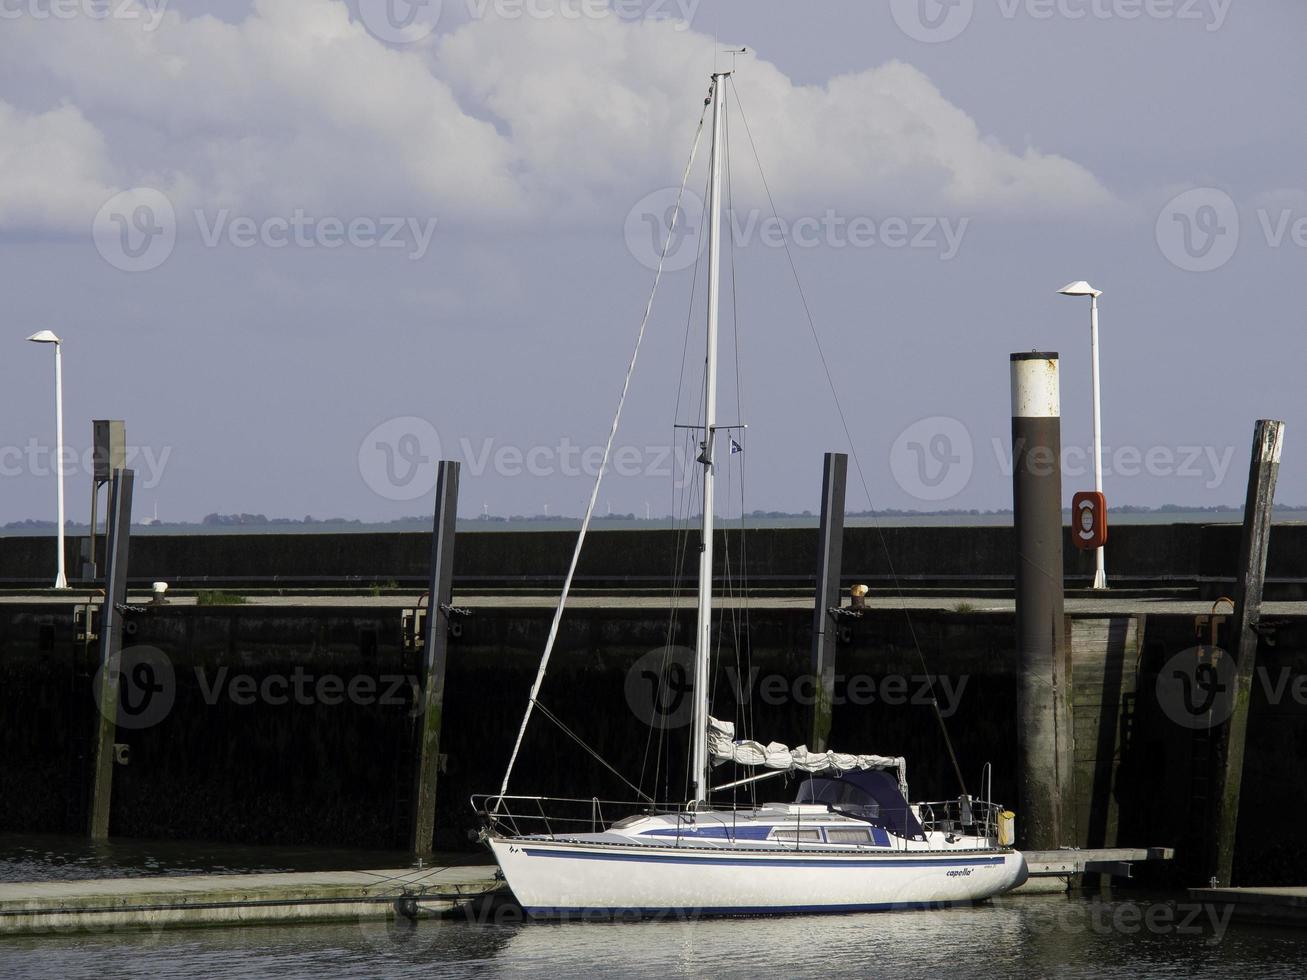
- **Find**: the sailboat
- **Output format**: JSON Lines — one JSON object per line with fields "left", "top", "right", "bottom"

{"left": 476, "top": 71, "right": 1028, "bottom": 917}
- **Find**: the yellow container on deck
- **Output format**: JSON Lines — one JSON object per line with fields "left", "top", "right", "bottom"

{"left": 998, "top": 811, "right": 1016, "bottom": 847}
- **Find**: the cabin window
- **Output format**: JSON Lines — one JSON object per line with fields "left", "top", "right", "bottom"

{"left": 772, "top": 828, "right": 822, "bottom": 842}
{"left": 825, "top": 828, "right": 873, "bottom": 845}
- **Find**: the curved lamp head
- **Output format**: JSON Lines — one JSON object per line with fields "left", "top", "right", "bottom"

{"left": 26, "top": 330, "right": 62, "bottom": 345}
{"left": 1058, "top": 280, "right": 1102, "bottom": 299}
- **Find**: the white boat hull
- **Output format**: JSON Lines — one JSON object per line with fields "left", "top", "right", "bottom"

{"left": 489, "top": 837, "right": 1028, "bottom": 917}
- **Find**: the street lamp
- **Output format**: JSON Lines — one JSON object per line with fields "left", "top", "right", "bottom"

{"left": 27, "top": 330, "right": 68, "bottom": 589}
{"left": 1057, "top": 281, "right": 1107, "bottom": 589}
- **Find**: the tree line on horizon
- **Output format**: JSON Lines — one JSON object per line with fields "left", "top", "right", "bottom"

{"left": 7, "top": 502, "right": 1307, "bottom": 531}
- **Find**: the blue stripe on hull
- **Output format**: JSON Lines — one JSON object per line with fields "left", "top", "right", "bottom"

{"left": 520, "top": 848, "right": 1006, "bottom": 869}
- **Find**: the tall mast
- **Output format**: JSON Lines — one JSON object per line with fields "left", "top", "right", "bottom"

{"left": 691, "top": 72, "right": 727, "bottom": 806}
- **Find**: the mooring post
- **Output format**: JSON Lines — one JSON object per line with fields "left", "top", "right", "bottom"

{"left": 809, "top": 452, "right": 848, "bottom": 753}
{"left": 1010, "top": 353, "right": 1073, "bottom": 850}
{"left": 1209, "top": 419, "right": 1284, "bottom": 887}
{"left": 411, "top": 460, "right": 460, "bottom": 857}
{"left": 89, "top": 467, "right": 134, "bottom": 840}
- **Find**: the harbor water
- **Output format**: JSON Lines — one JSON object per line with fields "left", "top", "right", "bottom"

{"left": 2, "top": 836, "right": 1305, "bottom": 979}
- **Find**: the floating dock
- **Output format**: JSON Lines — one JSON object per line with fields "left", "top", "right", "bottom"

{"left": 0, "top": 865, "right": 502, "bottom": 935}
{"left": 1188, "top": 886, "right": 1307, "bottom": 926}
{"left": 1012, "top": 847, "right": 1176, "bottom": 894}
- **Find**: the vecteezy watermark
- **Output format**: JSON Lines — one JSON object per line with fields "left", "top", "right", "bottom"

{"left": 890, "top": 0, "right": 975, "bottom": 43}
{"left": 890, "top": 417, "right": 976, "bottom": 502}
{"left": 760, "top": 672, "right": 968, "bottom": 714}
{"left": 92, "top": 188, "right": 439, "bottom": 273}
{"left": 354, "top": 0, "right": 699, "bottom": 45}
{"left": 94, "top": 647, "right": 423, "bottom": 730}
{"left": 1156, "top": 646, "right": 1237, "bottom": 729}
{"left": 623, "top": 189, "right": 971, "bottom": 271}
{"left": 194, "top": 667, "right": 417, "bottom": 712}
{"left": 991, "top": 439, "right": 1236, "bottom": 489}
{"left": 623, "top": 188, "right": 705, "bottom": 273}
{"left": 1157, "top": 186, "right": 1307, "bottom": 273}
{"left": 1155, "top": 187, "right": 1241, "bottom": 273}
{"left": 358, "top": 417, "right": 444, "bottom": 503}
{"left": 624, "top": 646, "right": 970, "bottom": 729}
{"left": 357, "top": 893, "right": 715, "bottom": 953}
{"left": 0, "top": 0, "right": 170, "bottom": 30}
{"left": 997, "top": 0, "right": 1231, "bottom": 30}
{"left": 358, "top": 417, "right": 699, "bottom": 501}
{"left": 93, "top": 188, "right": 177, "bottom": 274}
{"left": 890, "top": 0, "right": 1230, "bottom": 43}
{"left": 355, "top": 0, "right": 443, "bottom": 42}
{"left": 1013, "top": 895, "right": 1235, "bottom": 944}
{"left": 93, "top": 646, "right": 177, "bottom": 730}
{"left": 1157, "top": 646, "right": 1307, "bottom": 730}
{"left": 625, "top": 646, "right": 695, "bottom": 729}
{"left": 887, "top": 418, "right": 1237, "bottom": 503}
{"left": 0, "top": 440, "right": 172, "bottom": 490}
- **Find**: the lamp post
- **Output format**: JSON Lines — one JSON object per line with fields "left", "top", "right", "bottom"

{"left": 1057, "top": 281, "right": 1107, "bottom": 589}
{"left": 27, "top": 330, "right": 68, "bottom": 589}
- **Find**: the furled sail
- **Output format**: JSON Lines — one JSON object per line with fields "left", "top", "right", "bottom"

{"left": 707, "top": 717, "right": 909, "bottom": 798}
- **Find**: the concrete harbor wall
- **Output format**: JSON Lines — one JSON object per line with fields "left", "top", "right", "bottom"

{"left": 2, "top": 596, "right": 1304, "bottom": 885}
{"left": 4, "top": 523, "right": 1307, "bottom": 594}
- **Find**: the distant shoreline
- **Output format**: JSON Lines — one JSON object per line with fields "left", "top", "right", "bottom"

{"left": 5, "top": 507, "right": 1307, "bottom": 536}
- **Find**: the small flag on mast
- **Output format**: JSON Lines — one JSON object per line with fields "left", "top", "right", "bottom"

{"left": 730, "top": 439, "right": 744, "bottom": 455}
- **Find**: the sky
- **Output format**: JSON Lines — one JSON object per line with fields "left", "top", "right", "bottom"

{"left": 1, "top": 0, "right": 1305, "bottom": 524}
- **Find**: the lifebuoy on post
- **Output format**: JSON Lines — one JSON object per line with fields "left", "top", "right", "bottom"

{"left": 1072, "top": 491, "right": 1107, "bottom": 550}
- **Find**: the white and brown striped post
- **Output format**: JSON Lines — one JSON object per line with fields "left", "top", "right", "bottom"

{"left": 1010, "top": 353, "right": 1074, "bottom": 850}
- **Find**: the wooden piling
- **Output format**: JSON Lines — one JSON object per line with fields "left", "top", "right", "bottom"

{"left": 1209, "top": 419, "right": 1284, "bottom": 886}
{"left": 1010, "top": 353, "right": 1074, "bottom": 850}
{"left": 88, "top": 468, "right": 134, "bottom": 840}
{"left": 410, "top": 460, "right": 460, "bottom": 857}
{"left": 809, "top": 452, "right": 847, "bottom": 753}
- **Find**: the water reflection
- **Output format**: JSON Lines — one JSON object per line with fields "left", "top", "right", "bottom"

{"left": 1, "top": 841, "right": 1303, "bottom": 980}
{"left": 477, "top": 897, "right": 1297, "bottom": 980}
{"left": 8, "top": 894, "right": 1302, "bottom": 980}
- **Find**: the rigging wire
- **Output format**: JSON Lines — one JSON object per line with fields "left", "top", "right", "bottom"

{"left": 727, "top": 76, "right": 969, "bottom": 797}
{"left": 670, "top": 164, "right": 715, "bottom": 807}
{"left": 726, "top": 95, "right": 758, "bottom": 808}
{"left": 534, "top": 701, "right": 654, "bottom": 803}
{"left": 495, "top": 99, "right": 710, "bottom": 807}
{"left": 720, "top": 91, "right": 757, "bottom": 807}
{"left": 639, "top": 160, "right": 713, "bottom": 802}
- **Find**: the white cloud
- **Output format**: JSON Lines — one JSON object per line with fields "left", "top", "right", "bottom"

{"left": 436, "top": 14, "right": 1115, "bottom": 217}
{"left": 0, "top": 0, "right": 523, "bottom": 223}
{"left": 0, "top": 101, "right": 116, "bottom": 232}
{"left": 0, "top": 0, "right": 1115, "bottom": 235}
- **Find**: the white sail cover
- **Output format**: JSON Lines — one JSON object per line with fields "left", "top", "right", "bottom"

{"left": 708, "top": 717, "right": 909, "bottom": 798}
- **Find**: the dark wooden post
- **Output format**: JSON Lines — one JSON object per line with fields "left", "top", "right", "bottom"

{"left": 89, "top": 468, "right": 134, "bottom": 840}
{"left": 809, "top": 452, "right": 847, "bottom": 752}
{"left": 1209, "top": 419, "right": 1284, "bottom": 886}
{"left": 411, "top": 460, "right": 460, "bottom": 856}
